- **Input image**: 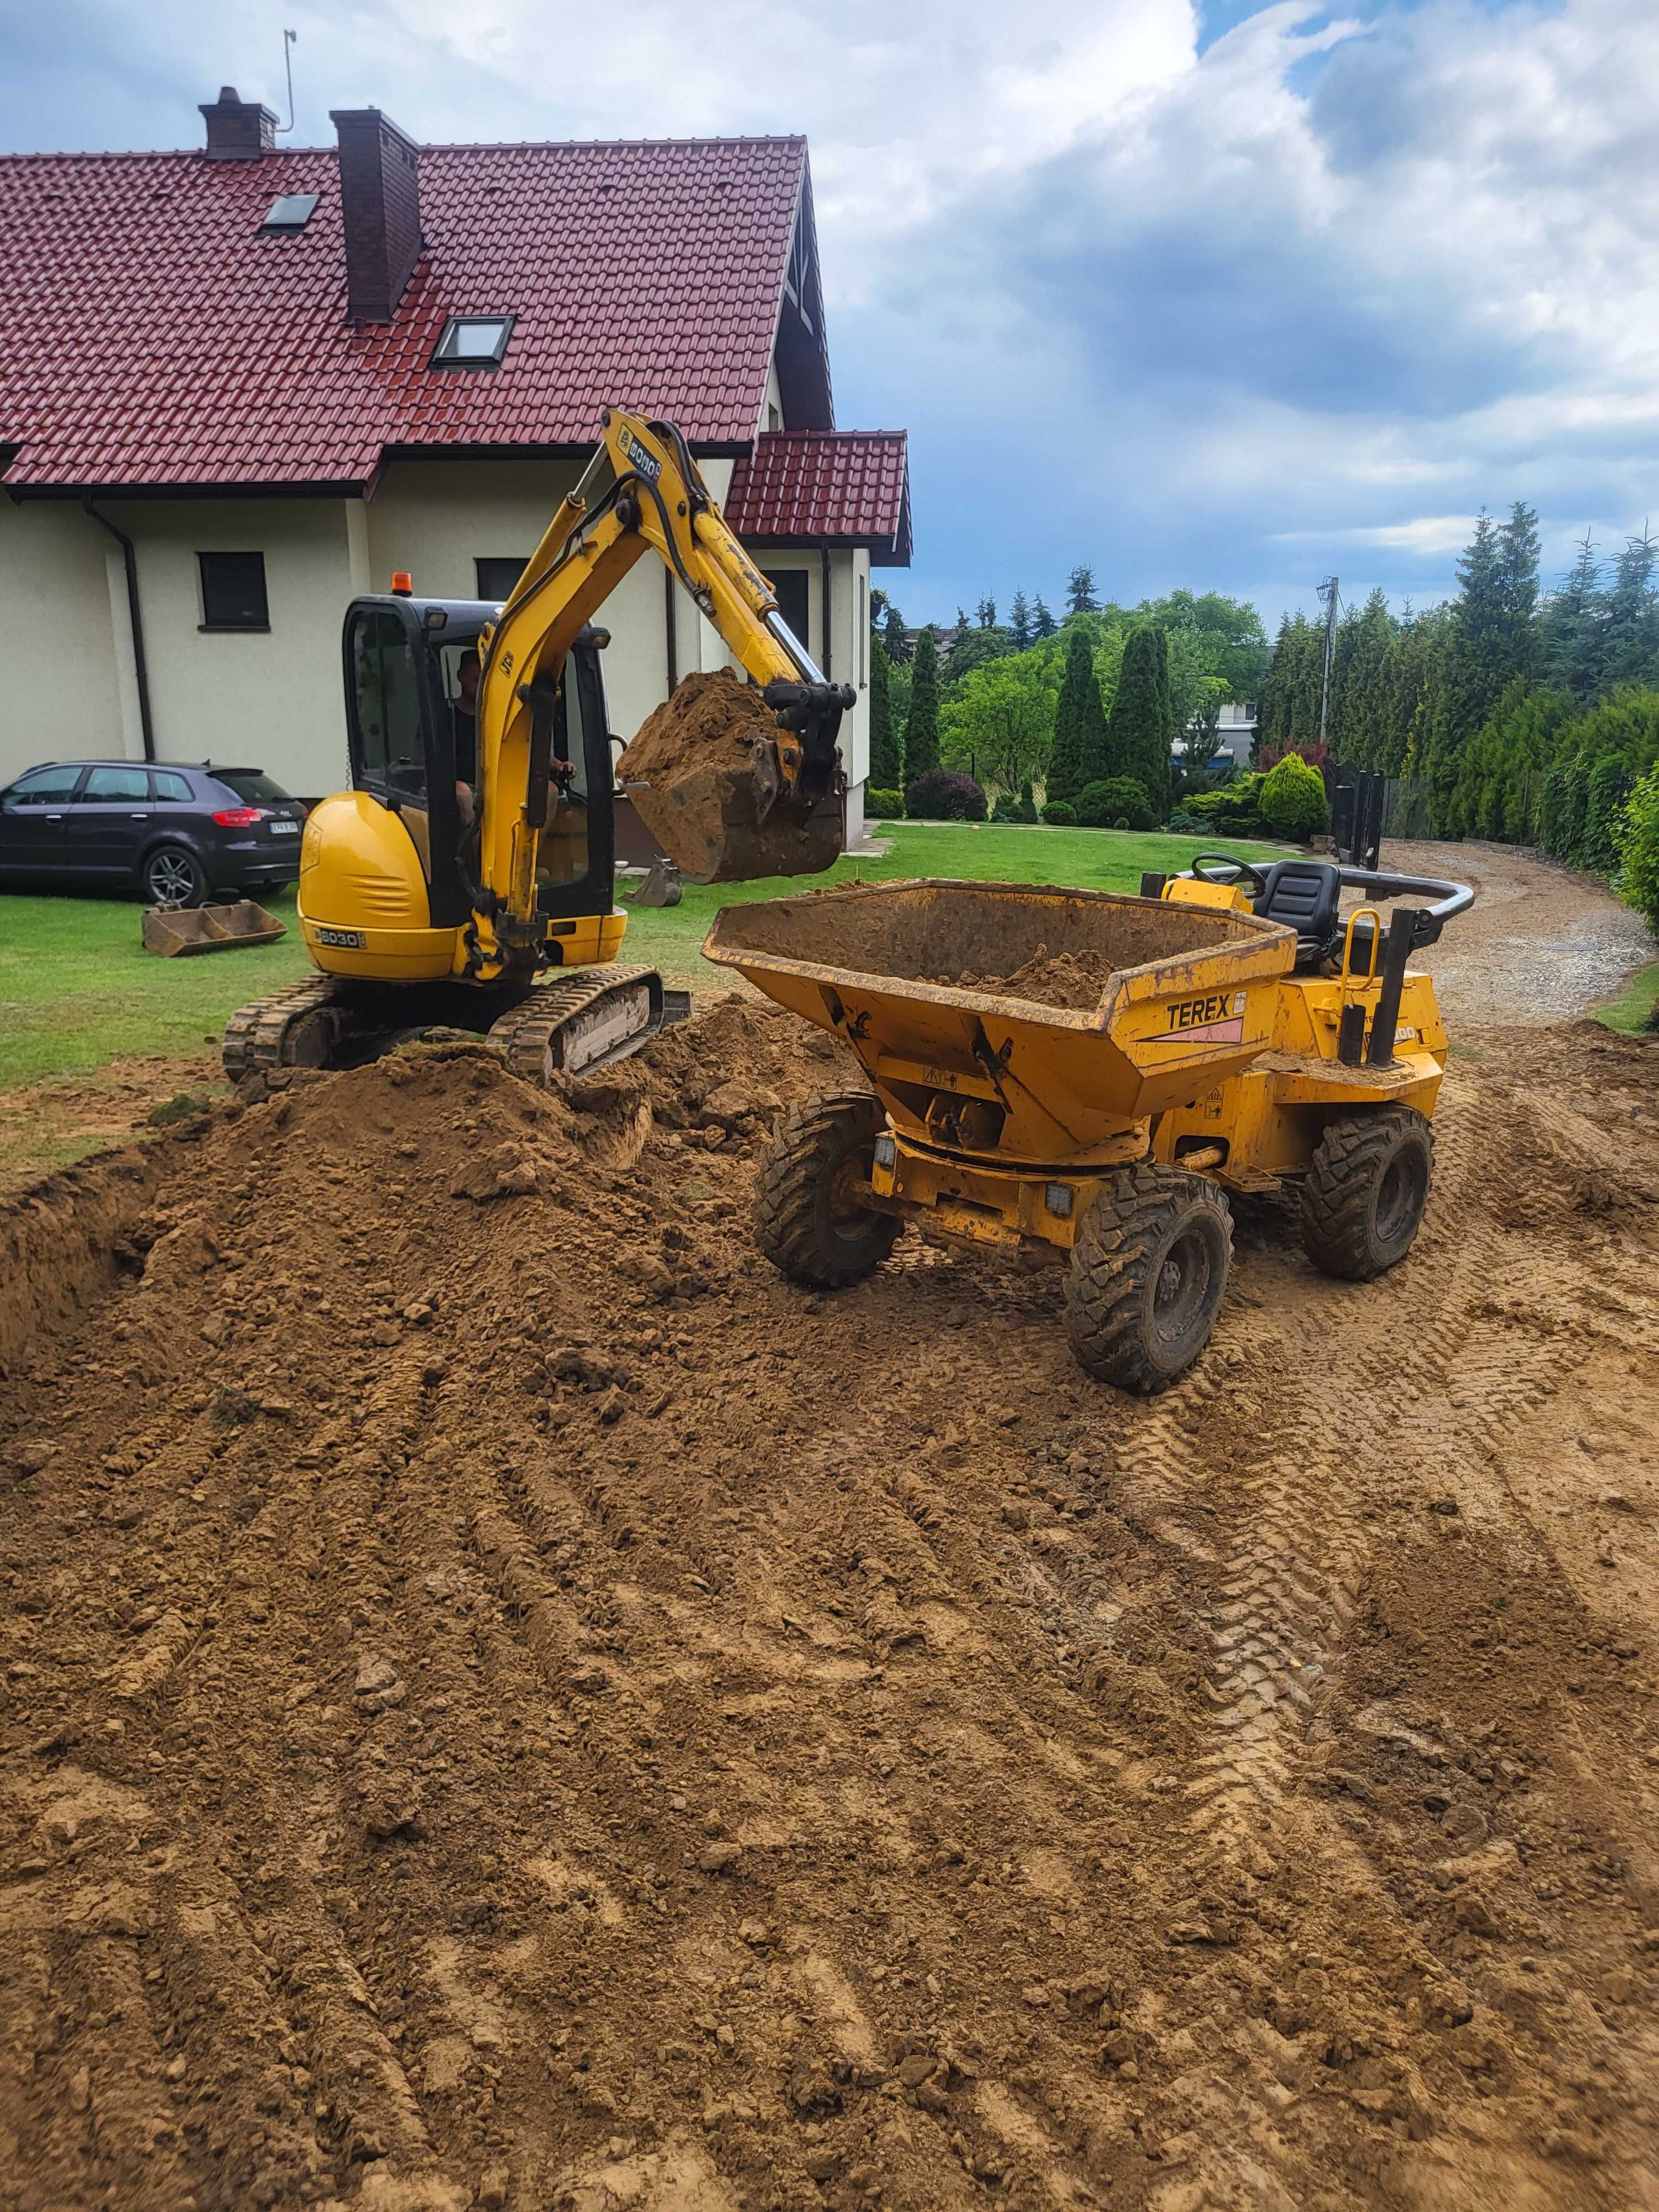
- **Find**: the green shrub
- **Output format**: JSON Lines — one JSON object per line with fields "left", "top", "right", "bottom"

{"left": 866, "top": 786, "right": 904, "bottom": 820}
{"left": 1042, "top": 800, "right": 1078, "bottom": 827}
{"left": 1017, "top": 778, "right": 1039, "bottom": 823}
{"left": 1187, "top": 774, "right": 1266, "bottom": 830}
{"left": 1073, "top": 776, "right": 1156, "bottom": 831}
{"left": 1618, "top": 762, "right": 1659, "bottom": 935}
{"left": 1538, "top": 765, "right": 1587, "bottom": 862}
{"left": 1166, "top": 810, "right": 1209, "bottom": 834}
{"left": 1583, "top": 757, "right": 1632, "bottom": 874}
{"left": 905, "top": 766, "right": 987, "bottom": 821}
{"left": 1259, "top": 753, "right": 1328, "bottom": 841}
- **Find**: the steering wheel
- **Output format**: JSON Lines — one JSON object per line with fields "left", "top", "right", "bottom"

{"left": 1191, "top": 851, "right": 1270, "bottom": 898}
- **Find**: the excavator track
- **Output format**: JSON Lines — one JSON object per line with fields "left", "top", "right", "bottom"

{"left": 221, "top": 978, "right": 354, "bottom": 1082}
{"left": 486, "top": 965, "right": 672, "bottom": 1084}
{"left": 224, "top": 967, "right": 688, "bottom": 1090}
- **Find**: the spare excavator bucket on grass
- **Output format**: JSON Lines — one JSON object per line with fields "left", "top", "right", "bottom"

{"left": 142, "top": 900, "right": 287, "bottom": 957}
{"left": 620, "top": 668, "right": 845, "bottom": 885}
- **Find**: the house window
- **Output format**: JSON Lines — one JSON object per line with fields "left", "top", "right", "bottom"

{"left": 430, "top": 316, "right": 514, "bottom": 368}
{"left": 475, "top": 557, "right": 529, "bottom": 602}
{"left": 199, "top": 552, "right": 269, "bottom": 630}
{"left": 768, "top": 403, "right": 781, "bottom": 432}
{"left": 260, "top": 192, "right": 319, "bottom": 232}
{"left": 764, "top": 568, "right": 811, "bottom": 655}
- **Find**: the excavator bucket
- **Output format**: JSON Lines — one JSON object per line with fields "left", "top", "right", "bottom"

{"left": 620, "top": 670, "right": 844, "bottom": 885}
{"left": 142, "top": 900, "right": 287, "bottom": 956}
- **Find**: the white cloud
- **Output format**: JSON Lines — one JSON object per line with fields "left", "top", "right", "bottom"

{"left": 1272, "top": 517, "right": 1480, "bottom": 554}
{"left": 8, "top": 0, "right": 1659, "bottom": 618}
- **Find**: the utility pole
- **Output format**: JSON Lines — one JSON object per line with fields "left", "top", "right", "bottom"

{"left": 1316, "top": 576, "right": 1339, "bottom": 751}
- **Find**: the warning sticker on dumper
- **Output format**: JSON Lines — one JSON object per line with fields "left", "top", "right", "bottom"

{"left": 1159, "top": 989, "right": 1247, "bottom": 1045}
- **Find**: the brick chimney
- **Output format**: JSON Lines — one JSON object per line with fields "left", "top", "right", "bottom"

{"left": 199, "top": 86, "right": 278, "bottom": 160}
{"left": 330, "top": 107, "right": 422, "bottom": 324}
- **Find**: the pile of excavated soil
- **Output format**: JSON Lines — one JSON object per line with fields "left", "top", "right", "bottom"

{"left": 945, "top": 950, "right": 1115, "bottom": 1012}
{"left": 4, "top": 1000, "right": 1659, "bottom": 2212}
{"left": 620, "top": 672, "right": 841, "bottom": 885}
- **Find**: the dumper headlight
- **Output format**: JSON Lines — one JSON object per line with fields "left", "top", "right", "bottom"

{"left": 1045, "top": 1183, "right": 1074, "bottom": 1218}
{"left": 873, "top": 1135, "right": 896, "bottom": 1170}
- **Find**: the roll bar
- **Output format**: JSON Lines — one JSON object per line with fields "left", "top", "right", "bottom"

{"left": 1334, "top": 867, "right": 1474, "bottom": 946}
{"left": 1180, "top": 854, "right": 1474, "bottom": 950}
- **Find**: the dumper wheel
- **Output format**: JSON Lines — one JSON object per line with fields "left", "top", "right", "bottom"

{"left": 1301, "top": 1107, "right": 1433, "bottom": 1280}
{"left": 1066, "top": 1164, "right": 1232, "bottom": 1394}
{"left": 754, "top": 1091, "right": 901, "bottom": 1288}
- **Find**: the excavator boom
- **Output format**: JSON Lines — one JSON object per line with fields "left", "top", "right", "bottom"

{"left": 473, "top": 409, "right": 852, "bottom": 969}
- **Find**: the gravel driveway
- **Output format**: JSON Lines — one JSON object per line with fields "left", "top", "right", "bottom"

{"left": 1360, "top": 839, "right": 1655, "bottom": 1025}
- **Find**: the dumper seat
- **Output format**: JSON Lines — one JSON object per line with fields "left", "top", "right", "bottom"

{"left": 1252, "top": 859, "right": 1342, "bottom": 969}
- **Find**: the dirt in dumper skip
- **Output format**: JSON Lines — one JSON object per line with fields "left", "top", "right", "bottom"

{"left": 4, "top": 996, "right": 1659, "bottom": 2212}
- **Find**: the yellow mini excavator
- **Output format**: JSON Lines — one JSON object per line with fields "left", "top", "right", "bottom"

{"left": 223, "top": 408, "right": 853, "bottom": 1084}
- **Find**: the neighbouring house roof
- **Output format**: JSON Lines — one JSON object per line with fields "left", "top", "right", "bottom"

{"left": 0, "top": 136, "right": 834, "bottom": 493}
{"left": 726, "top": 430, "right": 911, "bottom": 566}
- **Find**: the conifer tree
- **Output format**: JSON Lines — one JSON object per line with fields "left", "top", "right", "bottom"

{"left": 1257, "top": 612, "right": 1295, "bottom": 758}
{"left": 882, "top": 603, "right": 911, "bottom": 663}
{"left": 1066, "top": 565, "right": 1100, "bottom": 616}
{"left": 1009, "top": 589, "right": 1033, "bottom": 651}
{"left": 1601, "top": 528, "right": 1659, "bottom": 690}
{"left": 1031, "top": 595, "right": 1057, "bottom": 639}
{"left": 869, "top": 633, "right": 902, "bottom": 787}
{"left": 1105, "top": 626, "right": 1172, "bottom": 822}
{"left": 1342, "top": 588, "right": 1395, "bottom": 768}
{"left": 904, "top": 627, "right": 941, "bottom": 787}
{"left": 1047, "top": 625, "right": 1106, "bottom": 802}
{"left": 1543, "top": 533, "right": 1603, "bottom": 700}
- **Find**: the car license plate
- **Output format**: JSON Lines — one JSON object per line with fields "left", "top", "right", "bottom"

{"left": 269, "top": 821, "right": 300, "bottom": 836}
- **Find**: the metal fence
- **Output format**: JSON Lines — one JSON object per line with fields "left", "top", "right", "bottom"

{"left": 1381, "top": 776, "right": 1433, "bottom": 842}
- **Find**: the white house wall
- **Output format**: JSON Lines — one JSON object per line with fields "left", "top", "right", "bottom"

{"left": 744, "top": 545, "right": 871, "bottom": 841}
{"left": 122, "top": 499, "right": 361, "bottom": 797}
{"left": 0, "top": 500, "right": 126, "bottom": 779}
{"left": 1, "top": 462, "right": 879, "bottom": 838}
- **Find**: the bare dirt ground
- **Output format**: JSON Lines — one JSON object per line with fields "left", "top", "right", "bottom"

{"left": 0, "top": 1055, "right": 222, "bottom": 1192}
{"left": 3, "top": 962, "right": 1659, "bottom": 2212}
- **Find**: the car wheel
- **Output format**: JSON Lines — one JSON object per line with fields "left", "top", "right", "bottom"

{"left": 142, "top": 844, "right": 209, "bottom": 909}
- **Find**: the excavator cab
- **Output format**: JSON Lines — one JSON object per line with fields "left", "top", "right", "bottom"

{"left": 341, "top": 594, "right": 616, "bottom": 936}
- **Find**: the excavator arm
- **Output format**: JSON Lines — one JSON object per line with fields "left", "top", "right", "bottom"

{"left": 470, "top": 409, "right": 853, "bottom": 977}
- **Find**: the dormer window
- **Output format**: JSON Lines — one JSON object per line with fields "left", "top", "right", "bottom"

{"left": 260, "top": 192, "right": 320, "bottom": 232}
{"left": 430, "top": 315, "right": 514, "bottom": 368}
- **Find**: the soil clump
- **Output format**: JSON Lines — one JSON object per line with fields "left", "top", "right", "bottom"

{"left": 946, "top": 947, "right": 1115, "bottom": 1011}
{"left": 2, "top": 999, "right": 1658, "bottom": 2211}
{"left": 621, "top": 671, "right": 841, "bottom": 885}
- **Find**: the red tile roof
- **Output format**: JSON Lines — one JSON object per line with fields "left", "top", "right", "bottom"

{"left": 726, "top": 430, "right": 911, "bottom": 566}
{"left": 0, "top": 137, "right": 823, "bottom": 491}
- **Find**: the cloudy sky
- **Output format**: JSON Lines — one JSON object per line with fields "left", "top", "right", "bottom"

{"left": 6, "top": 0, "right": 1658, "bottom": 628}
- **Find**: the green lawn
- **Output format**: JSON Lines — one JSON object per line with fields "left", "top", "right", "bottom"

{"left": 0, "top": 822, "right": 1285, "bottom": 1092}
{"left": 0, "top": 886, "right": 310, "bottom": 1089}
{"left": 1594, "top": 960, "right": 1659, "bottom": 1036}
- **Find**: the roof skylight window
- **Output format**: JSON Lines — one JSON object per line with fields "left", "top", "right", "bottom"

{"left": 431, "top": 315, "right": 515, "bottom": 368}
{"left": 261, "top": 192, "right": 320, "bottom": 232}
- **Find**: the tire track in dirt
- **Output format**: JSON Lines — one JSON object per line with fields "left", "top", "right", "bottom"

{"left": 5, "top": 1013, "right": 1658, "bottom": 2211}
